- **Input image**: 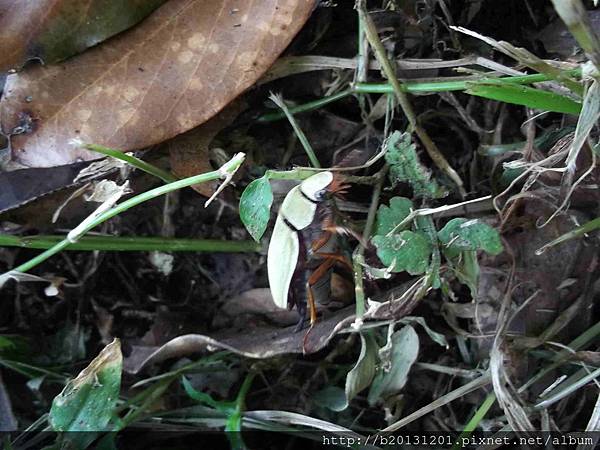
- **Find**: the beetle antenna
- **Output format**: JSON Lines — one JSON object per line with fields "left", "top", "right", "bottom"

{"left": 327, "top": 174, "right": 351, "bottom": 198}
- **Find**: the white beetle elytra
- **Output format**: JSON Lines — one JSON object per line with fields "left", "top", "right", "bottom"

{"left": 267, "top": 171, "right": 334, "bottom": 325}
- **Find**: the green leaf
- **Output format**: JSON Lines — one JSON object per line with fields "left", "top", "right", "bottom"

{"left": 368, "top": 325, "right": 419, "bottom": 405}
{"left": 372, "top": 197, "right": 429, "bottom": 276}
{"left": 466, "top": 81, "right": 582, "bottom": 115}
{"left": 182, "top": 377, "right": 234, "bottom": 413}
{"left": 385, "top": 131, "right": 445, "bottom": 199}
{"left": 49, "top": 339, "right": 122, "bottom": 432}
{"left": 401, "top": 316, "right": 448, "bottom": 348}
{"left": 0, "top": 335, "right": 30, "bottom": 359}
{"left": 438, "top": 218, "right": 503, "bottom": 256}
{"left": 313, "top": 386, "right": 347, "bottom": 412}
{"left": 372, "top": 230, "right": 432, "bottom": 275}
{"left": 454, "top": 250, "right": 480, "bottom": 298}
{"left": 0, "top": 335, "right": 15, "bottom": 350}
{"left": 374, "top": 196, "right": 413, "bottom": 236}
{"left": 239, "top": 175, "right": 273, "bottom": 242}
{"left": 344, "top": 333, "right": 378, "bottom": 407}
{"left": 498, "top": 166, "right": 526, "bottom": 189}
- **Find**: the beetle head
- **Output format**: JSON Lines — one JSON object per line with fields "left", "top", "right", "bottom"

{"left": 300, "top": 171, "right": 334, "bottom": 202}
{"left": 300, "top": 171, "right": 350, "bottom": 202}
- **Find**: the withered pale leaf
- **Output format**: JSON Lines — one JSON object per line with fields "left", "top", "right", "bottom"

{"left": 1, "top": 0, "right": 316, "bottom": 167}
{"left": 0, "top": 0, "right": 167, "bottom": 71}
{"left": 123, "top": 307, "right": 355, "bottom": 374}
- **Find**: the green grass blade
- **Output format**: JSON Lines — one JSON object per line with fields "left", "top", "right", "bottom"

{"left": 536, "top": 216, "right": 600, "bottom": 255}
{"left": 257, "top": 89, "right": 352, "bottom": 122}
{"left": 466, "top": 82, "right": 582, "bottom": 115}
{"left": 258, "top": 70, "right": 583, "bottom": 122}
{"left": 451, "top": 391, "right": 496, "bottom": 450}
{"left": 354, "top": 70, "right": 581, "bottom": 95}
{"left": 83, "top": 143, "right": 177, "bottom": 183}
{"left": 268, "top": 93, "right": 321, "bottom": 168}
{"left": 0, "top": 234, "right": 261, "bottom": 253}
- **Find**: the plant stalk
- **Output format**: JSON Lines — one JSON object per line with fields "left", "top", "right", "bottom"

{"left": 3, "top": 153, "right": 245, "bottom": 275}
{"left": 357, "top": 1, "right": 466, "bottom": 196}
{"left": 0, "top": 234, "right": 260, "bottom": 253}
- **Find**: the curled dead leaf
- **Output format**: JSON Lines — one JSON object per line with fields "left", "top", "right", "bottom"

{"left": 124, "top": 280, "right": 427, "bottom": 374}
{"left": 123, "top": 307, "right": 355, "bottom": 374}
{"left": 0, "top": 161, "right": 90, "bottom": 213}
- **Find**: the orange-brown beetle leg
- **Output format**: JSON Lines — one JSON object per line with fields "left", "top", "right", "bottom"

{"left": 302, "top": 256, "right": 338, "bottom": 353}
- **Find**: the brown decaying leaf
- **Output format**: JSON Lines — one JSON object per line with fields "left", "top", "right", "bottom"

{"left": 123, "top": 307, "right": 355, "bottom": 374}
{"left": 0, "top": 0, "right": 167, "bottom": 71}
{"left": 123, "top": 279, "right": 425, "bottom": 373}
{"left": 0, "top": 162, "right": 89, "bottom": 213}
{"left": 168, "top": 100, "right": 246, "bottom": 197}
{"left": 0, "top": 0, "right": 316, "bottom": 168}
{"left": 218, "top": 288, "right": 299, "bottom": 326}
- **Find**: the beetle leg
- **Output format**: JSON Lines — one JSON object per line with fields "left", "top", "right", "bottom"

{"left": 302, "top": 257, "right": 338, "bottom": 353}
{"left": 302, "top": 281, "right": 318, "bottom": 353}
{"left": 313, "top": 252, "right": 353, "bottom": 272}
{"left": 321, "top": 224, "right": 368, "bottom": 248}
{"left": 311, "top": 230, "right": 333, "bottom": 253}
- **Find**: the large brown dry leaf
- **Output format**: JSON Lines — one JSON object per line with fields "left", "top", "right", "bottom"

{"left": 168, "top": 100, "right": 246, "bottom": 197}
{"left": 1, "top": 0, "right": 316, "bottom": 168}
{"left": 0, "top": 0, "right": 167, "bottom": 71}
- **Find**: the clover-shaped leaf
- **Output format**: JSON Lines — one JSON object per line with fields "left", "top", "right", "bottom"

{"left": 374, "top": 196, "right": 413, "bottom": 236}
{"left": 385, "top": 131, "right": 446, "bottom": 199}
{"left": 438, "top": 218, "right": 503, "bottom": 257}
{"left": 372, "top": 230, "right": 431, "bottom": 275}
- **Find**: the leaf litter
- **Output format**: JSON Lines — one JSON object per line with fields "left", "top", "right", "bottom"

{"left": 1, "top": 1, "right": 600, "bottom": 447}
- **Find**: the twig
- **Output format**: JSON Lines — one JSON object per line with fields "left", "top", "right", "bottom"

{"left": 356, "top": 1, "right": 466, "bottom": 197}
{"left": 353, "top": 165, "right": 388, "bottom": 318}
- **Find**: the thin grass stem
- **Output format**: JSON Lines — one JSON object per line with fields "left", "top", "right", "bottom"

{"left": 3, "top": 154, "right": 245, "bottom": 275}
{"left": 83, "top": 143, "right": 177, "bottom": 183}
{"left": 0, "top": 234, "right": 260, "bottom": 253}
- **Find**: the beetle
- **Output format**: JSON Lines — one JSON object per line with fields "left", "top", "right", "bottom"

{"left": 267, "top": 171, "right": 351, "bottom": 345}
